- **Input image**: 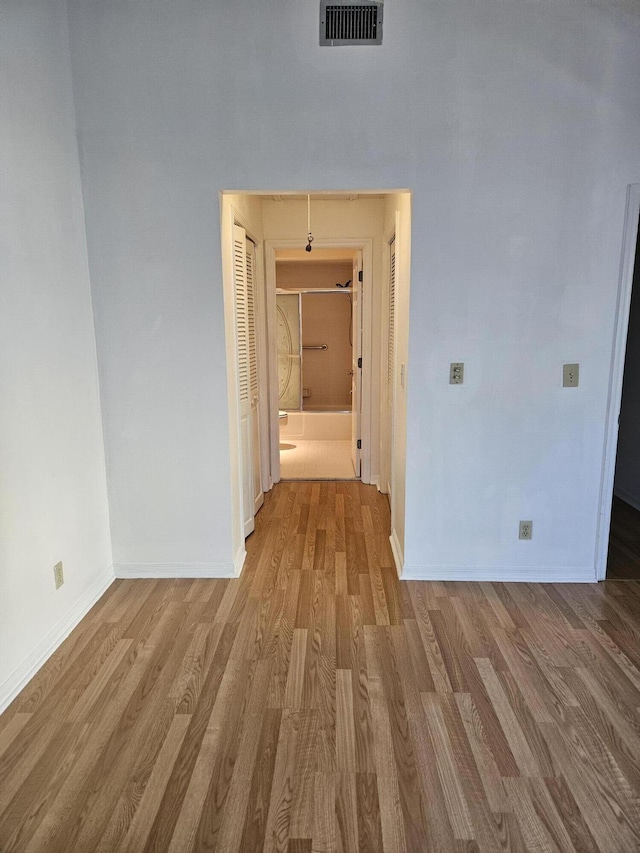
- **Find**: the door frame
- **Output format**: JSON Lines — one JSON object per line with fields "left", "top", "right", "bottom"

{"left": 351, "top": 251, "right": 363, "bottom": 478}
{"left": 265, "top": 238, "right": 374, "bottom": 485}
{"left": 595, "top": 184, "right": 640, "bottom": 580}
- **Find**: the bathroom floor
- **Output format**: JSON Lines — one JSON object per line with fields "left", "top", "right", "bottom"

{"left": 279, "top": 439, "right": 356, "bottom": 479}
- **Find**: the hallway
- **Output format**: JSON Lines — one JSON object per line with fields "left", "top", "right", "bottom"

{"left": 1, "top": 482, "right": 640, "bottom": 851}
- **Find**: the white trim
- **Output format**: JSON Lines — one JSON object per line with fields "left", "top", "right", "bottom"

{"left": 595, "top": 185, "right": 640, "bottom": 580}
{"left": 0, "top": 566, "right": 115, "bottom": 714}
{"left": 265, "top": 238, "right": 374, "bottom": 485}
{"left": 389, "top": 528, "right": 404, "bottom": 577}
{"left": 265, "top": 241, "right": 281, "bottom": 484}
{"left": 613, "top": 487, "right": 640, "bottom": 514}
{"left": 114, "top": 562, "right": 238, "bottom": 579}
{"left": 400, "top": 564, "right": 597, "bottom": 583}
{"left": 234, "top": 546, "right": 247, "bottom": 577}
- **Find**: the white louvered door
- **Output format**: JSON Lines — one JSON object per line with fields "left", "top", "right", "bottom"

{"left": 245, "top": 237, "right": 263, "bottom": 518}
{"left": 233, "top": 224, "right": 262, "bottom": 537}
{"left": 386, "top": 237, "right": 396, "bottom": 496}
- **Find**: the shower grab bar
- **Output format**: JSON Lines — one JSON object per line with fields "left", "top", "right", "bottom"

{"left": 303, "top": 344, "right": 328, "bottom": 351}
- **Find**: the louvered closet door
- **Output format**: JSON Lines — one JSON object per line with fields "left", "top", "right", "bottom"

{"left": 387, "top": 237, "right": 396, "bottom": 496}
{"left": 245, "top": 237, "right": 263, "bottom": 518}
{"left": 233, "top": 224, "right": 262, "bottom": 537}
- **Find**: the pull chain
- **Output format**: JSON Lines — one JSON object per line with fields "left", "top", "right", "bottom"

{"left": 306, "top": 194, "right": 314, "bottom": 252}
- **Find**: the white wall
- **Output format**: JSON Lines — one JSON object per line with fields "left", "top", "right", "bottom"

{"left": 614, "top": 233, "right": 640, "bottom": 509}
{"left": 67, "top": 0, "right": 640, "bottom": 581}
{"left": 0, "top": 0, "right": 113, "bottom": 710}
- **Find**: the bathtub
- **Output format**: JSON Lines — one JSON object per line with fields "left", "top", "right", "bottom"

{"left": 279, "top": 411, "right": 351, "bottom": 441}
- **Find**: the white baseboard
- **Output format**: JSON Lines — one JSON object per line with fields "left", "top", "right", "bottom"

{"left": 399, "top": 564, "right": 598, "bottom": 583}
{"left": 613, "top": 487, "right": 640, "bottom": 514}
{"left": 233, "top": 547, "right": 247, "bottom": 577}
{"left": 389, "top": 528, "right": 404, "bottom": 577}
{"left": 0, "top": 565, "right": 115, "bottom": 714}
{"left": 114, "top": 562, "right": 238, "bottom": 579}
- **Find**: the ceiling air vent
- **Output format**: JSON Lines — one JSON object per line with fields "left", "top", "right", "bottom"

{"left": 320, "top": 1, "right": 383, "bottom": 46}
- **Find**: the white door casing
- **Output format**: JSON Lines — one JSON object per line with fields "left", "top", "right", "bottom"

{"left": 265, "top": 238, "right": 373, "bottom": 486}
{"left": 351, "top": 252, "right": 363, "bottom": 477}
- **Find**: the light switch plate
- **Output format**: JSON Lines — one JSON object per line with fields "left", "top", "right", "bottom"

{"left": 563, "top": 363, "right": 579, "bottom": 387}
{"left": 450, "top": 362, "right": 464, "bottom": 384}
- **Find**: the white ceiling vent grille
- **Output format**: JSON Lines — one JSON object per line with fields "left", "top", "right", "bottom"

{"left": 320, "top": 1, "right": 383, "bottom": 46}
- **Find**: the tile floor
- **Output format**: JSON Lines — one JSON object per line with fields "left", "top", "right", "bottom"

{"left": 279, "top": 439, "right": 356, "bottom": 479}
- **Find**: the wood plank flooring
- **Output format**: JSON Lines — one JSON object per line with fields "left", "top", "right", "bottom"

{"left": 1, "top": 481, "right": 640, "bottom": 852}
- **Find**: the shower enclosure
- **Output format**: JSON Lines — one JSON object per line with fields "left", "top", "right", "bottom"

{"left": 277, "top": 290, "right": 353, "bottom": 412}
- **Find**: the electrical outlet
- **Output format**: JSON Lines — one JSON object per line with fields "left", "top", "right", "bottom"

{"left": 450, "top": 362, "right": 464, "bottom": 384}
{"left": 519, "top": 521, "right": 533, "bottom": 540}
{"left": 53, "top": 561, "right": 64, "bottom": 589}
{"left": 563, "top": 363, "right": 579, "bottom": 387}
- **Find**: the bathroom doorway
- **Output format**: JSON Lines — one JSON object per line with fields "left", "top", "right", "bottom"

{"left": 273, "top": 248, "right": 363, "bottom": 480}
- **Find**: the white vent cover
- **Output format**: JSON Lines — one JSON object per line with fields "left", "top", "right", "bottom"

{"left": 320, "top": 1, "right": 383, "bottom": 46}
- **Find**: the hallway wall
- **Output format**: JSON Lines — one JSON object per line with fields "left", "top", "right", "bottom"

{"left": 67, "top": 0, "right": 640, "bottom": 580}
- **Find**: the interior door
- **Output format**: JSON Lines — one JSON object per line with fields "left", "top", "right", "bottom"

{"left": 386, "top": 237, "right": 396, "bottom": 496}
{"left": 351, "top": 252, "right": 363, "bottom": 477}
{"left": 233, "top": 224, "right": 262, "bottom": 537}
{"left": 245, "top": 237, "right": 264, "bottom": 518}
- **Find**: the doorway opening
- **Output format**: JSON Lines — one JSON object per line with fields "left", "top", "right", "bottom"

{"left": 606, "top": 210, "right": 640, "bottom": 579}
{"left": 220, "top": 190, "right": 411, "bottom": 577}
{"left": 597, "top": 185, "right": 640, "bottom": 580}
{"left": 273, "top": 247, "right": 363, "bottom": 480}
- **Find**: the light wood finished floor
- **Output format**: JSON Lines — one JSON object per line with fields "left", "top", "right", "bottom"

{"left": 1, "top": 482, "right": 640, "bottom": 852}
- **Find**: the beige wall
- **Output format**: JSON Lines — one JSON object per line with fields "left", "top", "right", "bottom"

{"left": 301, "top": 293, "right": 352, "bottom": 410}
{"left": 277, "top": 261, "right": 352, "bottom": 291}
